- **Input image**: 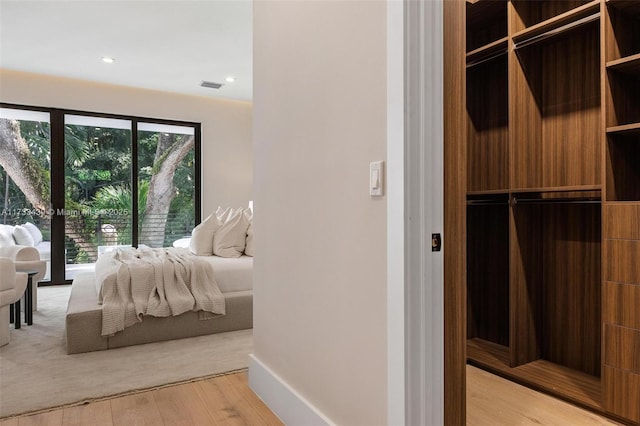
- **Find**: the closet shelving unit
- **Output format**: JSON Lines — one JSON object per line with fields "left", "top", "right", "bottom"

{"left": 602, "top": 0, "right": 640, "bottom": 423}
{"left": 464, "top": 0, "right": 639, "bottom": 423}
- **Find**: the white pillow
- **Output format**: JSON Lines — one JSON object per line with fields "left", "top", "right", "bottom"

{"left": 0, "top": 225, "right": 16, "bottom": 246}
{"left": 213, "top": 208, "right": 250, "bottom": 258}
{"left": 216, "top": 207, "right": 231, "bottom": 222}
{"left": 189, "top": 213, "right": 223, "bottom": 256}
{"left": 23, "top": 222, "right": 43, "bottom": 245}
{"left": 244, "top": 222, "right": 254, "bottom": 257}
{"left": 13, "top": 225, "right": 35, "bottom": 246}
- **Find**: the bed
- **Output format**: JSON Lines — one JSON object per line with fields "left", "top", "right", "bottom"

{"left": 64, "top": 249, "right": 253, "bottom": 354}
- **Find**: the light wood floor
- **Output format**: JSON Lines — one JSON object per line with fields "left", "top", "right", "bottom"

{"left": 0, "top": 372, "right": 283, "bottom": 426}
{"left": 2, "top": 367, "right": 623, "bottom": 425}
{"left": 467, "top": 365, "right": 622, "bottom": 425}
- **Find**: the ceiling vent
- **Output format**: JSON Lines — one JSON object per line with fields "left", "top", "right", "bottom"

{"left": 201, "top": 81, "right": 223, "bottom": 89}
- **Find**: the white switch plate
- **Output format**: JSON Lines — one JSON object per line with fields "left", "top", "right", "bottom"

{"left": 370, "top": 160, "right": 384, "bottom": 197}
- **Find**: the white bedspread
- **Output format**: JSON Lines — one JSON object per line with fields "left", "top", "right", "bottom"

{"left": 95, "top": 247, "right": 225, "bottom": 336}
{"left": 200, "top": 255, "right": 253, "bottom": 293}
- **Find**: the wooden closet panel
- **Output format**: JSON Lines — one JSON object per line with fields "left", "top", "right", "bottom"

{"left": 606, "top": 239, "right": 640, "bottom": 284}
{"left": 511, "top": 45, "right": 543, "bottom": 189}
{"left": 541, "top": 203, "right": 601, "bottom": 376}
{"left": 509, "top": 204, "right": 543, "bottom": 366}
{"left": 603, "top": 366, "right": 640, "bottom": 422}
{"left": 467, "top": 204, "right": 509, "bottom": 345}
{"left": 604, "top": 3, "right": 640, "bottom": 62}
{"left": 603, "top": 324, "right": 640, "bottom": 373}
{"left": 605, "top": 135, "right": 640, "bottom": 201}
{"left": 467, "top": 56, "right": 509, "bottom": 192}
{"left": 604, "top": 204, "right": 640, "bottom": 239}
{"left": 444, "top": 0, "right": 467, "bottom": 424}
{"left": 605, "top": 72, "right": 640, "bottom": 128}
{"left": 540, "top": 27, "right": 601, "bottom": 188}
{"left": 466, "top": 0, "right": 508, "bottom": 52}
{"left": 603, "top": 281, "right": 640, "bottom": 330}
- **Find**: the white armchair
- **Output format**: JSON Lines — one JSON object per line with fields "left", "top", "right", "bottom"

{"left": 0, "top": 258, "right": 27, "bottom": 347}
{"left": 0, "top": 224, "right": 46, "bottom": 310}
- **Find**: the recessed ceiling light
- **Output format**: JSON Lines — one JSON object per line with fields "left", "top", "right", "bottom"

{"left": 225, "top": 76, "right": 235, "bottom": 83}
{"left": 102, "top": 57, "right": 115, "bottom": 64}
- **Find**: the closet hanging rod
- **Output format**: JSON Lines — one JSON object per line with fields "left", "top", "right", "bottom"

{"left": 466, "top": 49, "right": 508, "bottom": 68}
{"left": 513, "top": 13, "right": 600, "bottom": 50}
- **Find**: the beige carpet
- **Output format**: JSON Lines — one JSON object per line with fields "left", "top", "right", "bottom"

{"left": 0, "top": 285, "right": 253, "bottom": 418}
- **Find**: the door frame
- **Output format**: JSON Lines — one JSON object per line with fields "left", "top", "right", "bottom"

{"left": 389, "top": 0, "right": 466, "bottom": 424}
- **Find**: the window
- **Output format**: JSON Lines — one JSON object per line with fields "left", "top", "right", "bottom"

{"left": 0, "top": 104, "right": 201, "bottom": 283}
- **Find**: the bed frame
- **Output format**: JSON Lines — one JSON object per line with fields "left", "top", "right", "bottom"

{"left": 65, "top": 272, "right": 252, "bottom": 354}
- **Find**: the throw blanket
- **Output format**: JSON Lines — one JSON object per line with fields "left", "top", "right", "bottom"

{"left": 96, "top": 247, "right": 225, "bottom": 336}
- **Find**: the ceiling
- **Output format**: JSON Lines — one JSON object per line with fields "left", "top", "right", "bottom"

{"left": 0, "top": 0, "right": 252, "bottom": 101}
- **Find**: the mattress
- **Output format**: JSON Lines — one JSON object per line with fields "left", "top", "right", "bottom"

{"left": 200, "top": 255, "right": 253, "bottom": 293}
{"left": 95, "top": 248, "right": 253, "bottom": 300}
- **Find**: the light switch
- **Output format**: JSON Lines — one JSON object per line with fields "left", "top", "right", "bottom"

{"left": 370, "top": 161, "right": 384, "bottom": 197}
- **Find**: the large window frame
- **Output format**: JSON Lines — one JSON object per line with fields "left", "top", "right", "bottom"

{"left": 0, "top": 102, "right": 202, "bottom": 284}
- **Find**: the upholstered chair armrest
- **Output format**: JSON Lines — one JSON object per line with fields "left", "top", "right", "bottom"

{"left": 13, "top": 271, "right": 28, "bottom": 300}
{"left": 0, "top": 258, "right": 16, "bottom": 291}
{"left": 0, "top": 245, "right": 40, "bottom": 261}
{"left": 13, "top": 260, "right": 46, "bottom": 284}
{"left": 0, "top": 288, "right": 17, "bottom": 307}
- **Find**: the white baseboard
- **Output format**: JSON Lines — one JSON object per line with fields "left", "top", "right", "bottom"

{"left": 248, "top": 354, "right": 333, "bottom": 426}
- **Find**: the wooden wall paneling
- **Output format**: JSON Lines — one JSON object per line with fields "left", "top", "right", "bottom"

{"left": 444, "top": 0, "right": 467, "bottom": 424}
{"left": 467, "top": 56, "right": 509, "bottom": 192}
{"left": 540, "top": 26, "right": 601, "bottom": 188}
{"left": 511, "top": 45, "right": 543, "bottom": 189}
{"left": 542, "top": 204, "right": 602, "bottom": 376}
{"left": 606, "top": 239, "right": 640, "bottom": 284}
{"left": 467, "top": 203, "right": 510, "bottom": 346}
{"left": 604, "top": 204, "right": 640, "bottom": 238}
{"left": 603, "top": 281, "right": 640, "bottom": 330}
{"left": 603, "top": 366, "right": 640, "bottom": 422}
{"left": 509, "top": 203, "right": 543, "bottom": 366}
{"left": 603, "top": 324, "right": 640, "bottom": 373}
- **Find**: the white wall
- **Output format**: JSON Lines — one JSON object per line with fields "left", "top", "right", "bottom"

{"left": 0, "top": 69, "right": 253, "bottom": 214}
{"left": 251, "top": 1, "right": 388, "bottom": 425}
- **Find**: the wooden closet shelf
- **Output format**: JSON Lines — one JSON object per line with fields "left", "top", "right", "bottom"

{"left": 467, "top": 37, "right": 508, "bottom": 67}
{"left": 467, "top": 339, "right": 602, "bottom": 410}
{"left": 605, "top": 200, "right": 640, "bottom": 206}
{"left": 467, "top": 338, "right": 510, "bottom": 368}
{"left": 606, "top": 0, "right": 640, "bottom": 16}
{"left": 512, "top": 1, "right": 600, "bottom": 49}
{"left": 513, "top": 361, "right": 602, "bottom": 410}
{"left": 607, "top": 54, "right": 640, "bottom": 75}
{"left": 467, "top": 189, "right": 509, "bottom": 196}
{"left": 607, "top": 122, "right": 640, "bottom": 136}
{"left": 510, "top": 185, "right": 602, "bottom": 194}
{"left": 468, "top": 340, "right": 602, "bottom": 412}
